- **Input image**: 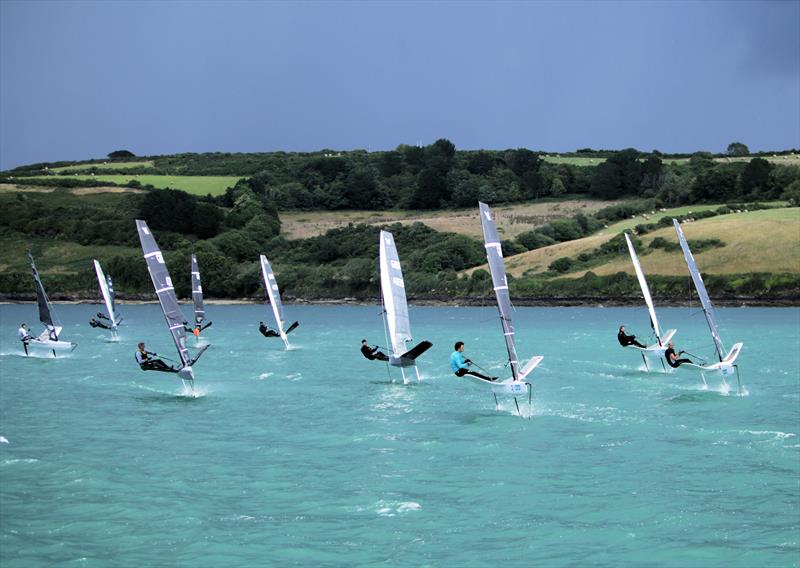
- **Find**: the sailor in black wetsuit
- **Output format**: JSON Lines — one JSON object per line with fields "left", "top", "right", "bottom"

{"left": 135, "top": 342, "right": 176, "bottom": 372}
{"left": 259, "top": 321, "right": 280, "bottom": 338}
{"left": 617, "top": 325, "right": 646, "bottom": 348}
{"left": 96, "top": 312, "right": 111, "bottom": 321}
{"left": 664, "top": 341, "right": 694, "bottom": 368}
{"left": 89, "top": 316, "right": 112, "bottom": 330}
{"left": 360, "top": 339, "right": 389, "bottom": 361}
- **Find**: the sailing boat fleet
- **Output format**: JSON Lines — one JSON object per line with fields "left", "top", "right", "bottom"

{"left": 16, "top": 208, "right": 744, "bottom": 409}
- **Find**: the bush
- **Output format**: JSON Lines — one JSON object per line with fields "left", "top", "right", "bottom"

{"left": 516, "top": 230, "right": 556, "bottom": 251}
{"left": 549, "top": 257, "right": 574, "bottom": 273}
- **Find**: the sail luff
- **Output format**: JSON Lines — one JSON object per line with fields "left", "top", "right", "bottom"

{"left": 479, "top": 202, "right": 519, "bottom": 380}
{"left": 93, "top": 259, "right": 117, "bottom": 328}
{"left": 135, "top": 220, "right": 191, "bottom": 367}
{"left": 379, "top": 230, "right": 412, "bottom": 356}
{"left": 260, "top": 255, "right": 285, "bottom": 335}
{"left": 624, "top": 233, "right": 662, "bottom": 342}
{"left": 672, "top": 219, "right": 725, "bottom": 361}
{"left": 191, "top": 254, "right": 205, "bottom": 325}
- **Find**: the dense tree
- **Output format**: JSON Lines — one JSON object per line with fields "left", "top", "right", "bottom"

{"left": 108, "top": 150, "right": 135, "bottom": 158}
{"left": 739, "top": 157, "right": 773, "bottom": 199}
{"left": 726, "top": 142, "right": 750, "bottom": 156}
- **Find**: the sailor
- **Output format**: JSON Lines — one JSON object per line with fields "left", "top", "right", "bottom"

{"left": 664, "top": 341, "right": 694, "bottom": 368}
{"left": 360, "top": 339, "right": 388, "bottom": 361}
{"left": 193, "top": 326, "right": 201, "bottom": 338}
{"left": 259, "top": 321, "right": 280, "bottom": 338}
{"left": 47, "top": 326, "right": 58, "bottom": 341}
{"left": 96, "top": 312, "right": 110, "bottom": 321}
{"left": 89, "top": 316, "right": 111, "bottom": 330}
{"left": 450, "top": 341, "right": 497, "bottom": 381}
{"left": 135, "top": 342, "right": 176, "bottom": 372}
{"left": 617, "top": 325, "right": 646, "bottom": 348}
{"left": 18, "top": 323, "right": 32, "bottom": 343}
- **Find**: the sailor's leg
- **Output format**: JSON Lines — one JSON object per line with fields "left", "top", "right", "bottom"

{"left": 52, "top": 349, "right": 57, "bottom": 358}
{"left": 22, "top": 343, "right": 28, "bottom": 357}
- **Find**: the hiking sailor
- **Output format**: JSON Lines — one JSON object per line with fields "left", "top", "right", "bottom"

{"left": 360, "top": 339, "right": 389, "bottom": 361}
{"left": 450, "top": 341, "right": 497, "bottom": 381}
{"left": 135, "top": 342, "right": 176, "bottom": 373}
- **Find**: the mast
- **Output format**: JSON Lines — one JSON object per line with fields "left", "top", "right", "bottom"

{"left": 673, "top": 219, "right": 726, "bottom": 362}
{"left": 479, "top": 202, "right": 519, "bottom": 380}
{"left": 93, "top": 259, "right": 117, "bottom": 329}
{"left": 379, "top": 230, "right": 412, "bottom": 357}
{"left": 260, "top": 255, "right": 287, "bottom": 344}
{"left": 624, "top": 233, "right": 662, "bottom": 343}
{"left": 136, "top": 220, "right": 191, "bottom": 367}
{"left": 191, "top": 254, "right": 205, "bottom": 326}
{"left": 28, "top": 253, "right": 57, "bottom": 334}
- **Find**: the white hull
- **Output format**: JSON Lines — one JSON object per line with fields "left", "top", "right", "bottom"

{"left": 26, "top": 339, "right": 77, "bottom": 354}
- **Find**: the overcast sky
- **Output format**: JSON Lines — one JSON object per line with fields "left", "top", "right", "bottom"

{"left": 1, "top": 0, "right": 798, "bottom": 169}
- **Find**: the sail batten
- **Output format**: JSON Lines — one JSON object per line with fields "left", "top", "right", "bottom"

{"left": 190, "top": 254, "right": 205, "bottom": 325}
{"left": 624, "top": 233, "right": 662, "bottom": 342}
{"left": 673, "top": 219, "right": 726, "bottom": 361}
{"left": 479, "top": 202, "right": 519, "bottom": 380}
{"left": 93, "top": 259, "right": 117, "bottom": 329}
{"left": 136, "top": 220, "right": 190, "bottom": 367}
{"left": 379, "top": 230, "right": 413, "bottom": 356}
{"left": 260, "top": 255, "right": 286, "bottom": 337}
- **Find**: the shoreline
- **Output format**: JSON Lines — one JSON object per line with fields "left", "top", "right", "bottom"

{"left": 1, "top": 294, "right": 798, "bottom": 308}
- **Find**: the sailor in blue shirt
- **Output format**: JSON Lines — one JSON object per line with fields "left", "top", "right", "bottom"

{"left": 450, "top": 341, "right": 496, "bottom": 381}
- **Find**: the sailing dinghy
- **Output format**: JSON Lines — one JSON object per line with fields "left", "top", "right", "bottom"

{"left": 378, "top": 230, "right": 432, "bottom": 384}
{"left": 186, "top": 254, "right": 212, "bottom": 337}
{"left": 672, "top": 219, "right": 743, "bottom": 391}
{"left": 24, "top": 253, "right": 77, "bottom": 357}
{"left": 259, "top": 255, "right": 299, "bottom": 349}
{"left": 136, "top": 220, "right": 209, "bottom": 392}
{"left": 622, "top": 233, "right": 676, "bottom": 371}
{"left": 475, "top": 202, "right": 542, "bottom": 416}
{"left": 92, "top": 259, "right": 122, "bottom": 339}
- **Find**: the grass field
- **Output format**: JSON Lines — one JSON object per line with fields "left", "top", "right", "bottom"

{"left": 569, "top": 208, "right": 800, "bottom": 277}
{"left": 50, "top": 161, "right": 155, "bottom": 172}
{"left": 465, "top": 205, "right": 799, "bottom": 278}
{"left": 46, "top": 175, "right": 242, "bottom": 195}
{"left": 540, "top": 154, "right": 800, "bottom": 167}
{"left": 279, "top": 198, "right": 623, "bottom": 240}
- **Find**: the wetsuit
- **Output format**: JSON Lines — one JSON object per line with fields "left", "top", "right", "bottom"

{"left": 135, "top": 350, "right": 175, "bottom": 372}
{"left": 664, "top": 347, "right": 692, "bottom": 368}
{"left": 618, "top": 330, "right": 646, "bottom": 349}
{"left": 259, "top": 323, "right": 280, "bottom": 338}
{"left": 450, "top": 350, "right": 495, "bottom": 381}
{"left": 90, "top": 318, "right": 111, "bottom": 330}
{"left": 361, "top": 344, "right": 389, "bottom": 361}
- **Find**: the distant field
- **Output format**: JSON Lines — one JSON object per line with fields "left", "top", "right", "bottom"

{"left": 50, "top": 161, "right": 155, "bottom": 172}
{"left": 571, "top": 207, "right": 800, "bottom": 277}
{"left": 46, "top": 175, "right": 242, "bottom": 195}
{"left": 279, "top": 199, "right": 623, "bottom": 240}
{"left": 465, "top": 205, "right": 798, "bottom": 278}
{"left": 541, "top": 154, "right": 800, "bottom": 167}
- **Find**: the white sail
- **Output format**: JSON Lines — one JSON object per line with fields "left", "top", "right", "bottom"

{"left": 93, "top": 259, "right": 118, "bottom": 331}
{"left": 190, "top": 254, "right": 206, "bottom": 326}
{"left": 479, "top": 202, "right": 521, "bottom": 380}
{"left": 379, "top": 230, "right": 412, "bottom": 357}
{"left": 624, "top": 233, "right": 662, "bottom": 342}
{"left": 260, "top": 255, "right": 288, "bottom": 346}
{"left": 673, "top": 219, "right": 726, "bottom": 362}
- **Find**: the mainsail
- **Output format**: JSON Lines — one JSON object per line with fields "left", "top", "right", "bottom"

{"left": 673, "top": 219, "right": 725, "bottom": 362}
{"left": 260, "top": 255, "right": 286, "bottom": 339}
{"left": 191, "top": 254, "right": 205, "bottom": 326}
{"left": 28, "top": 252, "right": 57, "bottom": 334}
{"left": 479, "top": 202, "right": 519, "bottom": 380}
{"left": 379, "top": 230, "right": 412, "bottom": 357}
{"left": 136, "top": 220, "right": 191, "bottom": 368}
{"left": 93, "top": 259, "right": 118, "bottom": 329}
{"left": 624, "top": 233, "right": 662, "bottom": 342}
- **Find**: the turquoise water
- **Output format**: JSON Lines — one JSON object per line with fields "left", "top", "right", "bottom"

{"left": 0, "top": 304, "right": 798, "bottom": 567}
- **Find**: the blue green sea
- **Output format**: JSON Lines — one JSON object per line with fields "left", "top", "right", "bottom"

{"left": 1, "top": 303, "right": 798, "bottom": 567}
